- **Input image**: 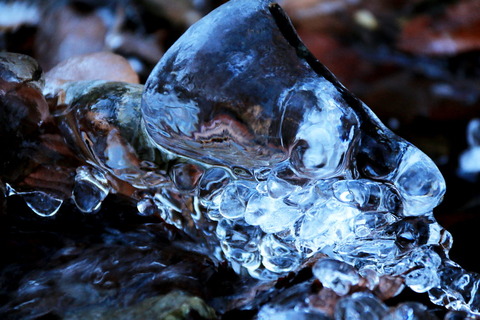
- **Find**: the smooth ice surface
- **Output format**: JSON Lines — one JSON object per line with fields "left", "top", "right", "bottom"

{"left": 20, "top": 191, "right": 63, "bottom": 217}
{"left": 140, "top": 0, "right": 449, "bottom": 271}
{"left": 138, "top": 0, "right": 480, "bottom": 316}
{"left": 72, "top": 166, "right": 110, "bottom": 213}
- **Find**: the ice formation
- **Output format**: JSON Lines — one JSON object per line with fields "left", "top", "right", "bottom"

{"left": 2, "top": 0, "right": 480, "bottom": 317}
{"left": 140, "top": 0, "right": 480, "bottom": 315}
{"left": 142, "top": 0, "right": 448, "bottom": 278}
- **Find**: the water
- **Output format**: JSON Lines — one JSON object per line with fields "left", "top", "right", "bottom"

{"left": 1, "top": 0, "right": 480, "bottom": 318}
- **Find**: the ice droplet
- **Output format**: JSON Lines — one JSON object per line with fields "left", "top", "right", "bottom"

{"left": 394, "top": 146, "right": 445, "bottom": 216}
{"left": 72, "top": 166, "right": 110, "bottom": 213}
{"left": 458, "top": 118, "right": 480, "bottom": 179}
{"left": 21, "top": 191, "right": 63, "bottom": 217}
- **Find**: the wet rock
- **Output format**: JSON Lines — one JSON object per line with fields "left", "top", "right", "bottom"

{"left": 0, "top": 52, "right": 76, "bottom": 199}
{"left": 0, "top": 51, "right": 44, "bottom": 86}
{"left": 0, "top": 52, "right": 83, "bottom": 217}
{"left": 64, "top": 291, "right": 217, "bottom": 320}
{"left": 44, "top": 52, "right": 140, "bottom": 96}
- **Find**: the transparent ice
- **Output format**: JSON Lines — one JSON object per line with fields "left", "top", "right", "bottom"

{"left": 72, "top": 166, "right": 110, "bottom": 213}
{"left": 2, "top": 0, "right": 480, "bottom": 318}
{"left": 334, "top": 292, "right": 388, "bottom": 320}
{"left": 139, "top": 0, "right": 479, "bottom": 316}
{"left": 15, "top": 189, "right": 63, "bottom": 217}
{"left": 257, "top": 282, "right": 332, "bottom": 320}
{"left": 382, "top": 302, "right": 439, "bottom": 320}
{"left": 312, "top": 259, "right": 361, "bottom": 296}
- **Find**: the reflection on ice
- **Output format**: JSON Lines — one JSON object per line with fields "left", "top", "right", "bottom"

{"left": 142, "top": 0, "right": 448, "bottom": 287}
{"left": 139, "top": 0, "right": 476, "bottom": 316}
{"left": 1, "top": 0, "right": 479, "bottom": 317}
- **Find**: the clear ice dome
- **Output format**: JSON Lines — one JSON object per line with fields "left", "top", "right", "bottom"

{"left": 142, "top": 0, "right": 447, "bottom": 276}
{"left": 140, "top": 0, "right": 480, "bottom": 315}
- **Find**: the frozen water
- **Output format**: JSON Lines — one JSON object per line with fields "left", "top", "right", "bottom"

{"left": 393, "top": 146, "right": 445, "bottom": 215}
{"left": 56, "top": 80, "right": 167, "bottom": 190}
{"left": 5, "top": 186, "right": 62, "bottom": 218}
{"left": 20, "top": 191, "right": 63, "bottom": 217}
{"left": 257, "top": 283, "right": 332, "bottom": 320}
{"left": 2, "top": 0, "right": 479, "bottom": 317}
{"left": 312, "top": 258, "right": 360, "bottom": 296}
{"left": 394, "top": 248, "right": 442, "bottom": 293}
{"left": 216, "top": 218, "right": 262, "bottom": 269}
{"left": 219, "top": 181, "right": 254, "bottom": 219}
{"left": 245, "top": 192, "right": 302, "bottom": 233}
{"left": 260, "top": 234, "right": 301, "bottom": 273}
{"left": 334, "top": 292, "right": 388, "bottom": 320}
{"left": 72, "top": 166, "right": 110, "bottom": 213}
{"left": 138, "top": 0, "right": 480, "bottom": 315}
{"left": 383, "top": 302, "right": 438, "bottom": 320}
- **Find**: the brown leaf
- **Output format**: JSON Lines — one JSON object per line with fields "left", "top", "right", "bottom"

{"left": 398, "top": 0, "right": 480, "bottom": 56}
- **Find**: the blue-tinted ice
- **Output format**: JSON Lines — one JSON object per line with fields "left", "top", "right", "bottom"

{"left": 140, "top": 0, "right": 479, "bottom": 316}
{"left": 1, "top": 0, "right": 479, "bottom": 317}
{"left": 142, "top": 0, "right": 446, "bottom": 273}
